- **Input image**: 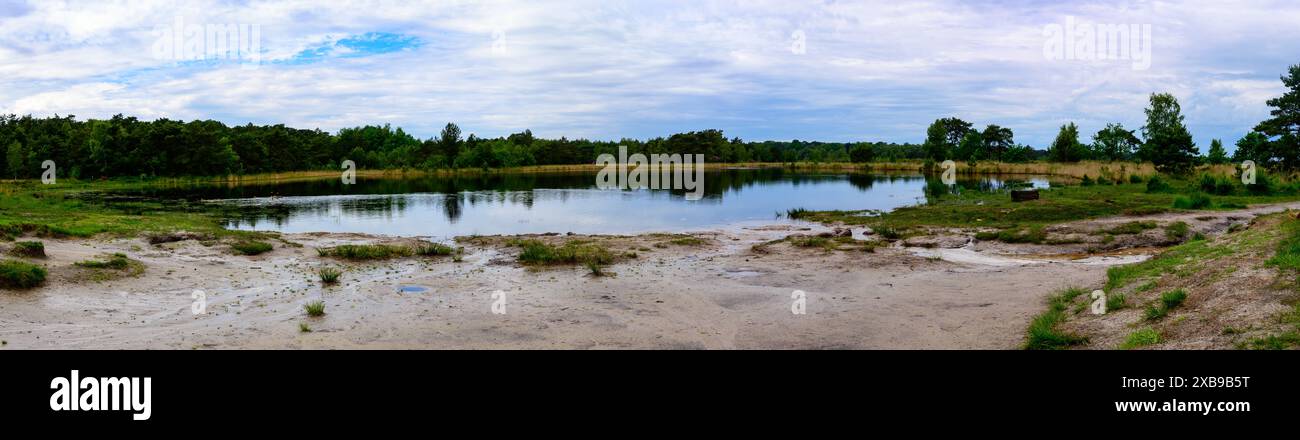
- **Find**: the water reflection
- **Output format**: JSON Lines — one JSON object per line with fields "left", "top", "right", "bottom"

{"left": 121, "top": 169, "right": 1052, "bottom": 237}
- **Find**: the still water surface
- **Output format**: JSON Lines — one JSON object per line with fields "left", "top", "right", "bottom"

{"left": 131, "top": 169, "right": 1050, "bottom": 237}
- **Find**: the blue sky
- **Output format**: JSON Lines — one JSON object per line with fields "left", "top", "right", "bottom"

{"left": 0, "top": 0, "right": 1297, "bottom": 152}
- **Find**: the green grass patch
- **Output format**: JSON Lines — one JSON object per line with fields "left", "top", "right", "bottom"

{"left": 75, "top": 252, "right": 132, "bottom": 270}
{"left": 9, "top": 241, "right": 45, "bottom": 258}
{"left": 230, "top": 240, "right": 273, "bottom": 255}
{"left": 509, "top": 239, "right": 614, "bottom": 266}
{"left": 1025, "top": 287, "right": 1089, "bottom": 350}
{"left": 1120, "top": 327, "right": 1161, "bottom": 349}
{"left": 0, "top": 259, "right": 46, "bottom": 289}
{"left": 319, "top": 244, "right": 413, "bottom": 260}
{"left": 1164, "top": 221, "right": 1190, "bottom": 240}
{"left": 1099, "top": 221, "right": 1157, "bottom": 235}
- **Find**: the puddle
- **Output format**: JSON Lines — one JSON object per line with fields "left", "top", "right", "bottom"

{"left": 909, "top": 247, "right": 1152, "bottom": 267}
{"left": 397, "top": 285, "right": 428, "bottom": 293}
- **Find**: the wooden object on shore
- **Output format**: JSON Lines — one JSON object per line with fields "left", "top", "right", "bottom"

{"left": 1011, "top": 189, "right": 1039, "bottom": 202}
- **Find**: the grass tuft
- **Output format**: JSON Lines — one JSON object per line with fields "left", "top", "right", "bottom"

{"left": 318, "top": 267, "right": 342, "bottom": 284}
{"left": 304, "top": 300, "right": 325, "bottom": 317}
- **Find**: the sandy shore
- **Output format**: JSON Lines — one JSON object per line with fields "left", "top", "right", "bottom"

{"left": 0, "top": 218, "right": 1153, "bottom": 350}
{"left": 12, "top": 201, "right": 1291, "bottom": 350}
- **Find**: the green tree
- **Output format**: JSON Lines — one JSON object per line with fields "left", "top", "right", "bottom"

{"left": 955, "top": 131, "right": 983, "bottom": 161}
{"left": 1254, "top": 64, "right": 1300, "bottom": 170}
{"left": 980, "top": 124, "right": 1014, "bottom": 160}
{"left": 6, "top": 141, "right": 24, "bottom": 179}
{"left": 1090, "top": 123, "right": 1140, "bottom": 161}
{"left": 1206, "top": 139, "right": 1229, "bottom": 164}
{"left": 922, "top": 117, "right": 972, "bottom": 160}
{"left": 1233, "top": 131, "right": 1273, "bottom": 165}
{"left": 849, "top": 144, "right": 874, "bottom": 163}
{"left": 1048, "top": 122, "right": 1085, "bottom": 162}
{"left": 438, "top": 122, "right": 462, "bottom": 164}
{"left": 1140, "top": 93, "right": 1198, "bottom": 174}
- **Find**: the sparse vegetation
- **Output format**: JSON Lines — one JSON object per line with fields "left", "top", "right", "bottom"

{"left": 299, "top": 322, "right": 312, "bottom": 333}
{"left": 413, "top": 242, "right": 456, "bottom": 256}
{"left": 319, "top": 244, "right": 413, "bottom": 260}
{"left": 510, "top": 239, "right": 614, "bottom": 266}
{"left": 1025, "top": 287, "right": 1089, "bottom": 350}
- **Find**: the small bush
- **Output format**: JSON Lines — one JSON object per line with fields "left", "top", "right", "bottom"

{"left": 1172, "top": 192, "right": 1212, "bottom": 210}
{"left": 1120, "top": 327, "right": 1161, "bottom": 349}
{"left": 1146, "top": 175, "right": 1171, "bottom": 192}
{"left": 304, "top": 300, "right": 326, "bottom": 317}
{"left": 0, "top": 259, "right": 47, "bottom": 289}
{"left": 231, "top": 240, "right": 273, "bottom": 255}
{"left": 10, "top": 241, "right": 45, "bottom": 258}
{"left": 1129, "top": 174, "right": 1144, "bottom": 184}
{"left": 318, "top": 267, "right": 342, "bottom": 284}
{"left": 1080, "top": 175, "right": 1094, "bottom": 186}
{"left": 1198, "top": 174, "right": 1236, "bottom": 195}
{"left": 299, "top": 322, "right": 312, "bottom": 333}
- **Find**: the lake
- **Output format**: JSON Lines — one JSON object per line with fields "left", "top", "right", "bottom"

{"left": 126, "top": 169, "right": 1052, "bottom": 238}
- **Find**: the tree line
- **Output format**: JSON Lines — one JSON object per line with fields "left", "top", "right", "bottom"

{"left": 921, "top": 63, "right": 1300, "bottom": 174}
{"left": 0, "top": 114, "right": 937, "bottom": 179}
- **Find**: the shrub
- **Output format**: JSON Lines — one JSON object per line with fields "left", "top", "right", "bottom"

{"left": 231, "top": 240, "right": 273, "bottom": 255}
{"left": 1129, "top": 174, "right": 1144, "bottom": 184}
{"left": 10, "top": 241, "right": 45, "bottom": 258}
{"left": 1172, "top": 192, "right": 1212, "bottom": 210}
{"left": 0, "top": 259, "right": 47, "bottom": 289}
{"left": 1080, "top": 175, "right": 1094, "bottom": 186}
{"left": 1198, "top": 174, "right": 1236, "bottom": 195}
{"left": 1146, "top": 175, "right": 1171, "bottom": 192}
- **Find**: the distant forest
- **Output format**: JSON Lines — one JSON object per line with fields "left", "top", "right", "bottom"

{"left": 1, "top": 63, "right": 1295, "bottom": 179}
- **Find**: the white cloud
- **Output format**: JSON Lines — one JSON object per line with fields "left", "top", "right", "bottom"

{"left": 0, "top": 0, "right": 1296, "bottom": 148}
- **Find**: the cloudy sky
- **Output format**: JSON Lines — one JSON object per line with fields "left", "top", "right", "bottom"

{"left": 0, "top": 0, "right": 1297, "bottom": 151}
